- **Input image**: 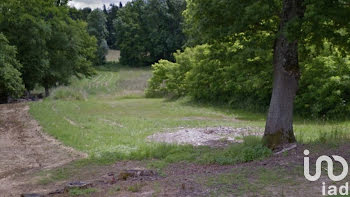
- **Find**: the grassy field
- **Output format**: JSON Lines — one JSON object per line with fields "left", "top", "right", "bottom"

{"left": 29, "top": 66, "right": 350, "bottom": 196}
{"left": 30, "top": 66, "right": 350, "bottom": 161}
{"left": 105, "top": 50, "right": 121, "bottom": 62}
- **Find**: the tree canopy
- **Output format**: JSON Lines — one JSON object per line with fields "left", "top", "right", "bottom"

{"left": 0, "top": 33, "right": 25, "bottom": 102}
{"left": 147, "top": 0, "right": 350, "bottom": 149}
{"left": 0, "top": 0, "right": 97, "bottom": 97}
{"left": 115, "top": 0, "right": 187, "bottom": 67}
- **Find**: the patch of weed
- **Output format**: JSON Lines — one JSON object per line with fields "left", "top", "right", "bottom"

{"left": 128, "top": 183, "right": 143, "bottom": 192}
{"left": 69, "top": 188, "right": 97, "bottom": 196}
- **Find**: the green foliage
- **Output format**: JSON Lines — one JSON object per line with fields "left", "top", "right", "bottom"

{"left": 87, "top": 9, "right": 108, "bottom": 42}
{"left": 201, "top": 136, "right": 272, "bottom": 165}
{"left": 0, "top": 33, "right": 25, "bottom": 102}
{"left": 105, "top": 4, "right": 120, "bottom": 49}
{"left": 148, "top": 39, "right": 350, "bottom": 118}
{"left": 296, "top": 43, "right": 350, "bottom": 118}
{"left": 147, "top": 0, "right": 350, "bottom": 118}
{"left": 87, "top": 9, "right": 109, "bottom": 65}
{"left": 69, "top": 188, "right": 97, "bottom": 196}
{"left": 114, "top": 0, "right": 186, "bottom": 67}
{"left": 0, "top": 0, "right": 97, "bottom": 95}
{"left": 0, "top": 0, "right": 52, "bottom": 90}
{"left": 147, "top": 41, "right": 273, "bottom": 111}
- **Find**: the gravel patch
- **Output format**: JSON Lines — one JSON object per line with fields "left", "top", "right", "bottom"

{"left": 147, "top": 127, "right": 263, "bottom": 147}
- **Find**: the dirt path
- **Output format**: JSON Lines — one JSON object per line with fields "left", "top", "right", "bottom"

{"left": 0, "top": 103, "right": 86, "bottom": 196}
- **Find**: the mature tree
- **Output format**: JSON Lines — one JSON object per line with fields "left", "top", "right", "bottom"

{"left": 0, "top": 0, "right": 52, "bottom": 91}
{"left": 184, "top": 0, "right": 350, "bottom": 149}
{"left": 144, "top": 0, "right": 186, "bottom": 62}
{"left": 0, "top": 0, "right": 97, "bottom": 97}
{"left": 115, "top": 0, "right": 186, "bottom": 66}
{"left": 81, "top": 7, "right": 92, "bottom": 21}
{"left": 87, "top": 9, "right": 109, "bottom": 64}
{"left": 43, "top": 11, "right": 97, "bottom": 96}
{"left": 0, "top": 33, "right": 25, "bottom": 103}
{"left": 114, "top": 0, "right": 149, "bottom": 66}
{"left": 105, "top": 4, "right": 120, "bottom": 49}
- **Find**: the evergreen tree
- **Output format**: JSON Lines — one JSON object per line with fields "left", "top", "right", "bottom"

{"left": 87, "top": 9, "right": 109, "bottom": 64}
{"left": 106, "top": 4, "right": 120, "bottom": 49}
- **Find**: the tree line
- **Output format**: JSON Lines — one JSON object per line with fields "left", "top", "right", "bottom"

{"left": 0, "top": 0, "right": 97, "bottom": 102}
{"left": 0, "top": 0, "right": 187, "bottom": 102}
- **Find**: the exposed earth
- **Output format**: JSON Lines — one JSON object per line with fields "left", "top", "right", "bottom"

{"left": 0, "top": 103, "right": 86, "bottom": 196}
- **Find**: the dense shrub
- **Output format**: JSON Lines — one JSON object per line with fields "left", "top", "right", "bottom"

{"left": 296, "top": 44, "right": 350, "bottom": 118}
{"left": 147, "top": 41, "right": 350, "bottom": 118}
{"left": 146, "top": 41, "right": 273, "bottom": 111}
{"left": 0, "top": 33, "right": 25, "bottom": 102}
{"left": 146, "top": 45, "right": 207, "bottom": 97}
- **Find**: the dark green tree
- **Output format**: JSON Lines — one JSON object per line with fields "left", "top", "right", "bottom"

{"left": 0, "top": 0, "right": 52, "bottom": 91}
{"left": 184, "top": 0, "right": 350, "bottom": 149}
{"left": 0, "top": 0, "right": 97, "bottom": 96}
{"left": 106, "top": 4, "right": 119, "bottom": 49}
{"left": 87, "top": 9, "right": 109, "bottom": 64}
{"left": 114, "top": 0, "right": 149, "bottom": 66}
{"left": 114, "top": 0, "right": 186, "bottom": 66}
{"left": 0, "top": 33, "right": 25, "bottom": 103}
{"left": 42, "top": 10, "right": 97, "bottom": 96}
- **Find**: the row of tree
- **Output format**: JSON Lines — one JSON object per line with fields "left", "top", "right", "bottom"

{"left": 0, "top": 0, "right": 97, "bottom": 102}
{"left": 68, "top": 0, "right": 187, "bottom": 67}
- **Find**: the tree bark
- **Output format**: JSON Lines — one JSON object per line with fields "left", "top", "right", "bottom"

{"left": 263, "top": 0, "right": 305, "bottom": 149}
{"left": 45, "top": 87, "right": 50, "bottom": 97}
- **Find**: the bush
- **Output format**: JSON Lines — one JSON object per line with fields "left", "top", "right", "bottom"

{"left": 296, "top": 44, "right": 350, "bottom": 118}
{"left": 147, "top": 40, "right": 350, "bottom": 118}
{"left": 147, "top": 42, "right": 273, "bottom": 111}
{"left": 145, "top": 46, "right": 205, "bottom": 97}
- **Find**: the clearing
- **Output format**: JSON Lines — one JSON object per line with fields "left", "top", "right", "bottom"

{"left": 2, "top": 66, "right": 350, "bottom": 196}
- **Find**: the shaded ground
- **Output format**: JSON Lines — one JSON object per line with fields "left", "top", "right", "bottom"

{"left": 0, "top": 103, "right": 86, "bottom": 196}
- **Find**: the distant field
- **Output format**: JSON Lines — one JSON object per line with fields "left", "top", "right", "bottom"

{"left": 106, "top": 50, "right": 121, "bottom": 62}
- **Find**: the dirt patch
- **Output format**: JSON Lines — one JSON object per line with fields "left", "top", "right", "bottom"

{"left": 21, "top": 144, "right": 345, "bottom": 197}
{"left": 147, "top": 127, "right": 263, "bottom": 147}
{"left": 0, "top": 103, "right": 86, "bottom": 196}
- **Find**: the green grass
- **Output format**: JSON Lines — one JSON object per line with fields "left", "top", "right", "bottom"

{"left": 105, "top": 49, "right": 120, "bottom": 62}
{"left": 30, "top": 66, "right": 350, "bottom": 173}
{"left": 69, "top": 188, "right": 98, "bottom": 196}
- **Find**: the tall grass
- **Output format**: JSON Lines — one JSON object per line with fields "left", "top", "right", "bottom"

{"left": 48, "top": 65, "right": 151, "bottom": 100}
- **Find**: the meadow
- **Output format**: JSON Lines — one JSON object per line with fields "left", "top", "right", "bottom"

{"left": 28, "top": 65, "right": 350, "bottom": 196}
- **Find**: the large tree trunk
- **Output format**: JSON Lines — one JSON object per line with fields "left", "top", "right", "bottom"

{"left": 263, "top": 0, "right": 305, "bottom": 149}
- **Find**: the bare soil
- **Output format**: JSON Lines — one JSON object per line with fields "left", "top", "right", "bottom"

{"left": 0, "top": 103, "right": 86, "bottom": 196}
{"left": 44, "top": 145, "right": 327, "bottom": 197}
